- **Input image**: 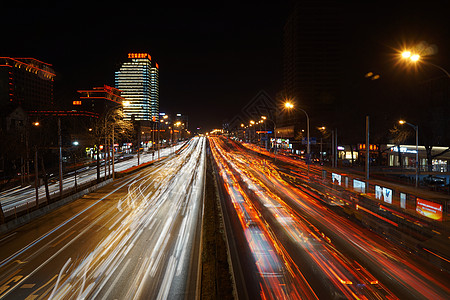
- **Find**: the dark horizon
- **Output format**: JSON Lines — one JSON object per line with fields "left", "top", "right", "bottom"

{"left": 1, "top": 1, "right": 448, "bottom": 131}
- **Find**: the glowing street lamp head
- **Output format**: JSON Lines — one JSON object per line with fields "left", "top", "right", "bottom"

{"left": 250, "top": 120, "right": 255, "bottom": 125}
{"left": 410, "top": 54, "right": 420, "bottom": 62}
{"left": 401, "top": 51, "right": 411, "bottom": 59}
{"left": 284, "top": 102, "right": 294, "bottom": 109}
{"left": 399, "top": 120, "right": 406, "bottom": 125}
{"left": 401, "top": 50, "right": 420, "bottom": 62}
{"left": 261, "top": 116, "right": 267, "bottom": 120}
{"left": 33, "top": 121, "right": 40, "bottom": 126}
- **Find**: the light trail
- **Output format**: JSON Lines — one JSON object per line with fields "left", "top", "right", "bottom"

{"left": 0, "top": 144, "right": 184, "bottom": 215}
{"left": 210, "top": 136, "right": 450, "bottom": 299}
{"left": 0, "top": 137, "right": 206, "bottom": 299}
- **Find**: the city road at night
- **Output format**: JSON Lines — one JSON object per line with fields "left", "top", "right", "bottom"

{"left": 209, "top": 136, "right": 449, "bottom": 300}
{"left": 0, "top": 137, "right": 206, "bottom": 299}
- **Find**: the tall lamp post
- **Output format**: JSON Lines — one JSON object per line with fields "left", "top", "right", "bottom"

{"left": 285, "top": 102, "right": 310, "bottom": 175}
{"left": 399, "top": 120, "right": 419, "bottom": 188}
{"left": 261, "top": 116, "right": 277, "bottom": 155}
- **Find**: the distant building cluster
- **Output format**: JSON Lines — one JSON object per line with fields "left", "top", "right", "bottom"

{"left": 0, "top": 53, "right": 190, "bottom": 183}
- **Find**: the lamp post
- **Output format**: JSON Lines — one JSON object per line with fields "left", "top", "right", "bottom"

{"left": 250, "top": 120, "right": 255, "bottom": 143}
{"left": 261, "top": 116, "right": 277, "bottom": 155}
{"left": 399, "top": 120, "right": 419, "bottom": 188}
{"left": 401, "top": 50, "right": 450, "bottom": 78}
{"left": 58, "top": 117, "right": 63, "bottom": 197}
{"left": 285, "top": 102, "right": 310, "bottom": 175}
{"left": 318, "top": 126, "right": 326, "bottom": 164}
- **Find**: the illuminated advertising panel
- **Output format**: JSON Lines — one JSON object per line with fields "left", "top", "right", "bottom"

{"left": 353, "top": 179, "right": 365, "bottom": 193}
{"left": 383, "top": 187, "right": 392, "bottom": 204}
{"left": 416, "top": 198, "right": 442, "bottom": 221}
{"left": 332, "top": 173, "right": 342, "bottom": 185}
{"left": 375, "top": 185, "right": 392, "bottom": 204}
{"left": 375, "top": 185, "right": 382, "bottom": 200}
{"left": 400, "top": 193, "right": 406, "bottom": 209}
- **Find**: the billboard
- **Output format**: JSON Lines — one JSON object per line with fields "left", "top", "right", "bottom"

{"left": 353, "top": 179, "right": 365, "bottom": 193}
{"left": 416, "top": 198, "right": 443, "bottom": 221}
{"left": 375, "top": 185, "right": 393, "bottom": 204}
{"left": 332, "top": 173, "right": 342, "bottom": 185}
{"left": 400, "top": 193, "right": 406, "bottom": 209}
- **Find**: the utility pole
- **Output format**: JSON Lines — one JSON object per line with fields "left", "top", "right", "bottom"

{"left": 137, "top": 123, "right": 141, "bottom": 165}
{"left": 112, "top": 124, "right": 115, "bottom": 180}
{"left": 58, "top": 117, "right": 63, "bottom": 197}
{"left": 104, "top": 117, "right": 107, "bottom": 179}
{"left": 331, "top": 130, "right": 335, "bottom": 168}
{"left": 35, "top": 146, "right": 39, "bottom": 203}
{"left": 365, "top": 116, "right": 370, "bottom": 192}
{"left": 157, "top": 121, "right": 160, "bottom": 160}
{"left": 335, "top": 128, "right": 338, "bottom": 167}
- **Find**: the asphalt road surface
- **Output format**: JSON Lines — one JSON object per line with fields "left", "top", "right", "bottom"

{"left": 210, "top": 136, "right": 450, "bottom": 300}
{"left": 0, "top": 144, "right": 183, "bottom": 217}
{"left": 0, "top": 137, "right": 206, "bottom": 299}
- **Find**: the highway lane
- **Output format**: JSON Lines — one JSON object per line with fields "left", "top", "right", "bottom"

{"left": 210, "top": 136, "right": 450, "bottom": 300}
{"left": 0, "top": 137, "right": 206, "bottom": 299}
{"left": 0, "top": 144, "right": 183, "bottom": 215}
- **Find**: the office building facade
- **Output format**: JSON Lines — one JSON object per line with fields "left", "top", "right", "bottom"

{"left": 150, "top": 63, "right": 159, "bottom": 121}
{"left": 115, "top": 53, "right": 159, "bottom": 121}
{"left": 0, "top": 57, "right": 55, "bottom": 111}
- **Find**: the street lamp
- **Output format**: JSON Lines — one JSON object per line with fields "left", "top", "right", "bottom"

{"left": 399, "top": 120, "right": 419, "bottom": 188}
{"left": 318, "top": 126, "right": 326, "bottom": 164}
{"left": 285, "top": 102, "right": 311, "bottom": 175}
{"left": 261, "top": 116, "right": 277, "bottom": 155}
{"left": 284, "top": 102, "right": 294, "bottom": 109}
{"left": 400, "top": 50, "right": 450, "bottom": 78}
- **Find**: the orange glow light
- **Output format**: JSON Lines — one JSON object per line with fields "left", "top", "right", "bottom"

{"left": 128, "top": 53, "right": 151, "bottom": 60}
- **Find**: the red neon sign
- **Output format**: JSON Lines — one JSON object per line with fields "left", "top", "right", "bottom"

{"left": 128, "top": 53, "right": 151, "bottom": 60}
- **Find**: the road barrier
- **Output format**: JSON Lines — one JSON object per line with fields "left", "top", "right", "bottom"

{"left": 0, "top": 179, "right": 112, "bottom": 235}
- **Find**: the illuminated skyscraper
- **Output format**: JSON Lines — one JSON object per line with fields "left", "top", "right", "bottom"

{"left": 115, "top": 53, "right": 159, "bottom": 121}
{"left": 150, "top": 63, "right": 159, "bottom": 120}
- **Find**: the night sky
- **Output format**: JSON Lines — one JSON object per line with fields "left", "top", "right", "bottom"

{"left": 2, "top": 1, "right": 448, "bottom": 131}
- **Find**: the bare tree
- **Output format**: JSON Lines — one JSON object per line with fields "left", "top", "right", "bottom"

{"left": 91, "top": 108, "right": 133, "bottom": 182}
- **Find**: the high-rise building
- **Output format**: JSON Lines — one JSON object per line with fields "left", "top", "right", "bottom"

{"left": 283, "top": 1, "right": 342, "bottom": 126}
{"left": 115, "top": 53, "right": 159, "bottom": 121}
{"left": 0, "top": 57, "right": 55, "bottom": 111}
{"left": 150, "top": 63, "right": 159, "bottom": 121}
